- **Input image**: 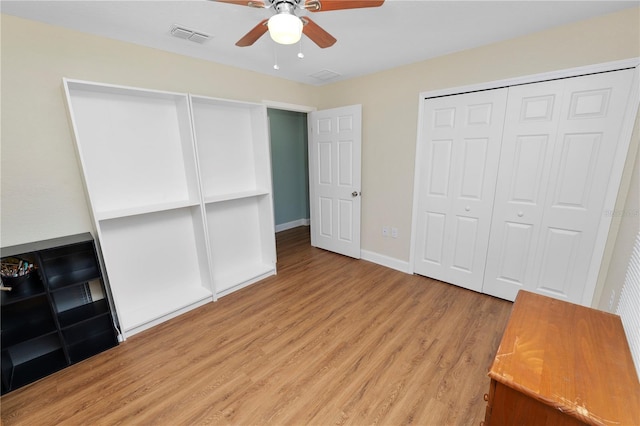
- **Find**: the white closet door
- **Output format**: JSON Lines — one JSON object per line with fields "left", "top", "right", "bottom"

{"left": 413, "top": 89, "right": 507, "bottom": 292}
{"left": 483, "top": 69, "right": 636, "bottom": 303}
{"left": 481, "top": 81, "right": 565, "bottom": 301}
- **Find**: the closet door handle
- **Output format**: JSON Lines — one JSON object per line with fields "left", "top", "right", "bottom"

{"left": 517, "top": 211, "right": 524, "bottom": 217}
{"left": 465, "top": 206, "right": 471, "bottom": 212}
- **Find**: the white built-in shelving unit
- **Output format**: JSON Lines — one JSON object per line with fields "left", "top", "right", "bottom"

{"left": 190, "top": 96, "right": 275, "bottom": 296}
{"left": 63, "top": 80, "right": 276, "bottom": 338}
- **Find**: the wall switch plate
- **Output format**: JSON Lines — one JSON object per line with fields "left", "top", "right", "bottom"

{"left": 391, "top": 227, "right": 398, "bottom": 238}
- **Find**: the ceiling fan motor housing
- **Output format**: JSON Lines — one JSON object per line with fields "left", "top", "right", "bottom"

{"left": 268, "top": 3, "right": 303, "bottom": 45}
{"left": 224, "top": 0, "right": 384, "bottom": 48}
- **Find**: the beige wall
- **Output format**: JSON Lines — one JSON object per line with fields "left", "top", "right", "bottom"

{"left": 1, "top": 14, "right": 314, "bottom": 247}
{"left": 597, "top": 114, "right": 640, "bottom": 311}
{"left": 2, "top": 8, "right": 639, "bottom": 308}
{"left": 315, "top": 7, "right": 640, "bottom": 265}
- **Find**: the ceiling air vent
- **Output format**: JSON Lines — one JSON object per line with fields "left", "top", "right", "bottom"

{"left": 309, "top": 69, "right": 341, "bottom": 82}
{"left": 170, "top": 24, "right": 211, "bottom": 44}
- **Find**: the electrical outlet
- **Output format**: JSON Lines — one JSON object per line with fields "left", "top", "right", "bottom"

{"left": 382, "top": 226, "right": 389, "bottom": 237}
{"left": 391, "top": 227, "right": 398, "bottom": 238}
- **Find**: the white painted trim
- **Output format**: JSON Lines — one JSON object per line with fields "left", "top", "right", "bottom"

{"left": 123, "top": 296, "right": 212, "bottom": 338}
{"left": 408, "top": 91, "right": 428, "bottom": 275}
{"left": 275, "top": 219, "right": 310, "bottom": 233}
{"left": 216, "top": 269, "right": 277, "bottom": 298}
{"left": 262, "top": 100, "right": 317, "bottom": 113}
{"left": 419, "top": 58, "right": 640, "bottom": 100}
{"left": 361, "top": 249, "right": 411, "bottom": 274}
{"left": 583, "top": 66, "right": 640, "bottom": 306}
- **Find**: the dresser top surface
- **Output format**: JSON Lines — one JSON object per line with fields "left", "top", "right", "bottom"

{"left": 488, "top": 290, "right": 640, "bottom": 426}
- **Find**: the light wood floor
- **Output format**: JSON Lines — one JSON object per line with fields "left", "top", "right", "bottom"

{"left": 1, "top": 226, "right": 513, "bottom": 425}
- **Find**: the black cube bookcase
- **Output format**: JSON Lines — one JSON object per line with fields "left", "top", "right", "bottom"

{"left": 1, "top": 233, "right": 119, "bottom": 394}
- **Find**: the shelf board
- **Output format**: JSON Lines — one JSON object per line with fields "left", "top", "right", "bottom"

{"left": 6, "top": 349, "right": 67, "bottom": 392}
{"left": 96, "top": 199, "right": 200, "bottom": 221}
{"left": 47, "top": 267, "right": 100, "bottom": 290}
{"left": 0, "top": 276, "right": 46, "bottom": 306}
{"left": 204, "top": 190, "right": 269, "bottom": 204}
{"left": 119, "top": 286, "right": 212, "bottom": 333}
{"left": 58, "top": 299, "right": 110, "bottom": 328}
{"left": 68, "top": 330, "right": 118, "bottom": 364}
{"left": 2, "top": 321, "right": 57, "bottom": 349}
{"left": 6, "top": 333, "right": 63, "bottom": 365}
{"left": 214, "top": 263, "right": 275, "bottom": 295}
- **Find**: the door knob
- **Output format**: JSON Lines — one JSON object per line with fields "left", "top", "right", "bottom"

{"left": 352, "top": 191, "right": 360, "bottom": 197}
{"left": 465, "top": 206, "right": 471, "bottom": 212}
{"left": 518, "top": 211, "right": 524, "bottom": 217}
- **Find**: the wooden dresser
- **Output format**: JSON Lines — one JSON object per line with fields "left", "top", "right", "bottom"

{"left": 484, "top": 290, "right": 640, "bottom": 425}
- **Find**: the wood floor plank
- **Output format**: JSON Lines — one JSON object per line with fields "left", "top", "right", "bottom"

{"left": 1, "top": 226, "right": 512, "bottom": 425}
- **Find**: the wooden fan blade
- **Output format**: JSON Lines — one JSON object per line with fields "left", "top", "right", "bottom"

{"left": 304, "top": 0, "right": 384, "bottom": 12}
{"left": 236, "top": 19, "right": 269, "bottom": 47}
{"left": 216, "top": 0, "right": 266, "bottom": 8}
{"left": 301, "top": 17, "right": 336, "bottom": 48}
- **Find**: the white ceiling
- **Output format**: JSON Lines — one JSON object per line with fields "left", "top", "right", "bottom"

{"left": 2, "top": 0, "right": 637, "bottom": 85}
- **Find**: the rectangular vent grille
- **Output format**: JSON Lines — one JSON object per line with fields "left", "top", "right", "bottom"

{"left": 309, "top": 69, "right": 341, "bottom": 82}
{"left": 170, "top": 24, "right": 211, "bottom": 44}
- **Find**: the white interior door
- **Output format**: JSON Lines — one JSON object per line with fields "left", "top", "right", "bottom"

{"left": 483, "top": 69, "right": 636, "bottom": 303}
{"left": 481, "top": 80, "right": 565, "bottom": 301}
{"left": 413, "top": 89, "right": 507, "bottom": 292}
{"left": 308, "top": 105, "right": 362, "bottom": 258}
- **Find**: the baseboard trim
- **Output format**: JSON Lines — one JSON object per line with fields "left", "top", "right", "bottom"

{"left": 275, "top": 219, "right": 310, "bottom": 233}
{"left": 360, "top": 249, "right": 411, "bottom": 274}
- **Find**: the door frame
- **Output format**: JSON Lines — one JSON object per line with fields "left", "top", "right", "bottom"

{"left": 262, "top": 100, "right": 316, "bottom": 236}
{"left": 409, "top": 57, "right": 640, "bottom": 306}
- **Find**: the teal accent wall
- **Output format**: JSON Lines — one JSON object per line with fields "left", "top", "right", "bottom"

{"left": 268, "top": 108, "right": 310, "bottom": 227}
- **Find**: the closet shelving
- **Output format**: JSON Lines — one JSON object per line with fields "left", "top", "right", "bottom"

{"left": 64, "top": 80, "right": 276, "bottom": 338}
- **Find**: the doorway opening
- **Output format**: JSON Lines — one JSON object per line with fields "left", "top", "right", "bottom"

{"left": 267, "top": 107, "right": 311, "bottom": 235}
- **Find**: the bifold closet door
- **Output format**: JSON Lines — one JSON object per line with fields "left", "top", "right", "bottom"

{"left": 482, "top": 69, "right": 636, "bottom": 303}
{"left": 413, "top": 89, "right": 507, "bottom": 292}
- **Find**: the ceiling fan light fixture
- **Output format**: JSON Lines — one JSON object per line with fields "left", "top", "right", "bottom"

{"left": 268, "top": 13, "right": 303, "bottom": 45}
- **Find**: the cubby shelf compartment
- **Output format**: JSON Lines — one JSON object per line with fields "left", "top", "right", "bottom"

{"left": 57, "top": 298, "right": 111, "bottom": 328}
{"left": 1, "top": 296, "right": 57, "bottom": 347}
{"left": 62, "top": 315, "right": 117, "bottom": 363}
{"left": 2, "top": 334, "right": 68, "bottom": 392}
{"left": 97, "top": 206, "right": 213, "bottom": 334}
{"left": 0, "top": 233, "right": 119, "bottom": 395}
{"left": 40, "top": 241, "right": 101, "bottom": 290}
{"left": 206, "top": 196, "right": 276, "bottom": 295}
{"left": 190, "top": 95, "right": 272, "bottom": 199}
{"left": 64, "top": 80, "right": 201, "bottom": 216}
{"left": 0, "top": 272, "right": 45, "bottom": 305}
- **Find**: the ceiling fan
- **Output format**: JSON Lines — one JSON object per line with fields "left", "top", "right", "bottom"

{"left": 216, "top": 0, "right": 385, "bottom": 48}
